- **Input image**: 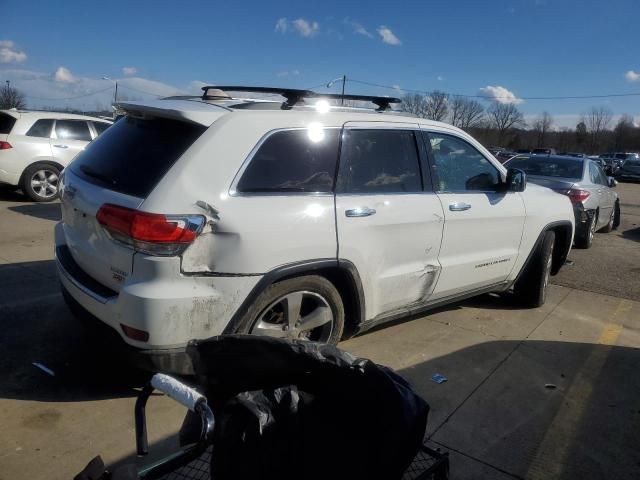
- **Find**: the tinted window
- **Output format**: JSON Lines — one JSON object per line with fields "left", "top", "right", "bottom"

{"left": 337, "top": 129, "right": 422, "bottom": 194}
{"left": 428, "top": 133, "right": 500, "bottom": 191}
{"left": 55, "top": 120, "right": 92, "bottom": 141}
{"left": 237, "top": 128, "right": 340, "bottom": 193}
{"left": 0, "top": 113, "right": 16, "bottom": 134}
{"left": 26, "top": 119, "right": 54, "bottom": 138}
{"left": 625, "top": 160, "right": 640, "bottom": 167}
{"left": 71, "top": 116, "right": 206, "bottom": 197}
{"left": 507, "top": 156, "right": 583, "bottom": 180}
{"left": 594, "top": 164, "right": 608, "bottom": 185}
{"left": 588, "top": 162, "right": 603, "bottom": 184}
{"left": 93, "top": 122, "right": 111, "bottom": 136}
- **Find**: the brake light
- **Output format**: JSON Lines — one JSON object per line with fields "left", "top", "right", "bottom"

{"left": 96, "top": 204, "right": 205, "bottom": 256}
{"left": 0, "top": 141, "right": 12, "bottom": 150}
{"left": 566, "top": 188, "right": 590, "bottom": 203}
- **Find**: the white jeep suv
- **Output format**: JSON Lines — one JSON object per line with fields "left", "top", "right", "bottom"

{"left": 55, "top": 87, "right": 574, "bottom": 373}
{"left": 0, "top": 109, "right": 112, "bottom": 201}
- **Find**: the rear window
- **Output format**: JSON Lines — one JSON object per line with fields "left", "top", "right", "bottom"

{"left": 507, "top": 157, "right": 583, "bottom": 180}
{"left": 26, "top": 119, "right": 54, "bottom": 138}
{"left": 92, "top": 121, "right": 111, "bottom": 136}
{"left": 236, "top": 128, "right": 340, "bottom": 193}
{"left": 71, "top": 116, "right": 206, "bottom": 198}
{"left": 0, "top": 113, "right": 17, "bottom": 134}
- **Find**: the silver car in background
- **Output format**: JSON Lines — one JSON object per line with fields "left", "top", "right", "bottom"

{"left": 505, "top": 155, "right": 620, "bottom": 249}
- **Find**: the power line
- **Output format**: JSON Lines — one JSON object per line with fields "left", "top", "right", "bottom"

{"left": 347, "top": 78, "right": 640, "bottom": 101}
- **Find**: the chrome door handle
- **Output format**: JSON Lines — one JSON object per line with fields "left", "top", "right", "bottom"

{"left": 449, "top": 202, "right": 472, "bottom": 211}
{"left": 345, "top": 207, "right": 376, "bottom": 217}
{"left": 53, "top": 144, "right": 69, "bottom": 149}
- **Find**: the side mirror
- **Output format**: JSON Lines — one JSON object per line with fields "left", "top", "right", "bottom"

{"left": 608, "top": 177, "right": 618, "bottom": 188}
{"left": 505, "top": 168, "right": 527, "bottom": 192}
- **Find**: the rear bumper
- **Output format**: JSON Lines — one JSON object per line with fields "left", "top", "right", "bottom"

{"left": 61, "top": 286, "right": 194, "bottom": 374}
{"left": 0, "top": 167, "right": 20, "bottom": 186}
{"left": 54, "top": 222, "right": 261, "bottom": 355}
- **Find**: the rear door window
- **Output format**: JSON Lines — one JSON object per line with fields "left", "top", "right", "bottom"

{"left": 236, "top": 128, "right": 340, "bottom": 193}
{"left": 55, "top": 120, "right": 92, "bottom": 141}
{"left": 0, "top": 113, "right": 16, "bottom": 134}
{"left": 92, "top": 122, "right": 111, "bottom": 136}
{"left": 26, "top": 119, "right": 54, "bottom": 138}
{"left": 70, "top": 116, "right": 206, "bottom": 198}
{"left": 336, "top": 129, "right": 422, "bottom": 194}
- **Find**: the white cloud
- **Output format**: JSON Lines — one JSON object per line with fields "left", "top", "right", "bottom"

{"left": 392, "top": 84, "right": 405, "bottom": 95}
{"left": 122, "top": 66, "right": 137, "bottom": 76}
{"left": 1, "top": 67, "right": 187, "bottom": 110}
{"left": 0, "top": 40, "right": 27, "bottom": 64}
{"left": 54, "top": 66, "right": 75, "bottom": 83}
{"left": 377, "top": 26, "right": 401, "bottom": 45}
{"left": 275, "top": 17, "right": 288, "bottom": 34}
{"left": 437, "top": 75, "right": 445, "bottom": 81}
{"left": 479, "top": 85, "right": 523, "bottom": 104}
{"left": 275, "top": 18, "right": 319, "bottom": 37}
{"left": 624, "top": 70, "right": 640, "bottom": 82}
{"left": 292, "top": 18, "right": 319, "bottom": 37}
{"left": 187, "top": 80, "right": 211, "bottom": 94}
{"left": 343, "top": 18, "right": 373, "bottom": 38}
{"left": 276, "top": 70, "right": 300, "bottom": 77}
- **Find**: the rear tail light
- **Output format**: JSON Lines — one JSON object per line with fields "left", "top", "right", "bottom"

{"left": 566, "top": 188, "right": 590, "bottom": 204}
{"left": 0, "top": 141, "right": 12, "bottom": 150}
{"left": 120, "top": 323, "right": 150, "bottom": 342}
{"left": 96, "top": 204, "right": 205, "bottom": 256}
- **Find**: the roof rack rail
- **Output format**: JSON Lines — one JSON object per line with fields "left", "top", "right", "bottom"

{"left": 201, "top": 86, "right": 401, "bottom": 111}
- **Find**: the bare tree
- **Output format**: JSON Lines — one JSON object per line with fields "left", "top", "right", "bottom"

{"left": 424, "top": 90, "right": 448, "bottom": 121}
{"left": 613, "top": 114, "right": 635, "bottom": 150}
{"left": 532, "top": 111, "right": 553, "bottom": 147}
{"left": 487, "top": 103, "right": 525, "bottom": 143}
{"left": 401, "top": 94, "right": 427, "bottom": 117}
{"left": 583, "top": 106, "right": 612, "bottom": 152}
{"left": 0, "top": 83, "right": 26, "bottom": 109}
{"left": 450, "top": 96, "right": 485, "bottom": 129}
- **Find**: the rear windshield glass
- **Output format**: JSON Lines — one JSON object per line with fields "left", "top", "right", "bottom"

{"left": 0, "top": 113, "right": 17, "bottom": 134}
{"left": 507, "top": 157, "right": 583, "bottom": 180}
{"left": 70, "top": 116, "right": 206, "bottom": 198}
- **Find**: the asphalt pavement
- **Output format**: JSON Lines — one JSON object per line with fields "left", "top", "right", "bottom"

{"left": 0, "top": 182, "right": 638, "bottom": 479}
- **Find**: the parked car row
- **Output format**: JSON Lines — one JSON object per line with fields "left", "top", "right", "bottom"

{"left": 505, "top": 154, "right": 620, "bottom": 249}
{"left": 0, "top": 109, "right": 112, "bottom": 201}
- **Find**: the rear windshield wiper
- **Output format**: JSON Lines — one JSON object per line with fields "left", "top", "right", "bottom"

{"left": 79, "top": 165, "right": 117, "bottom": 186}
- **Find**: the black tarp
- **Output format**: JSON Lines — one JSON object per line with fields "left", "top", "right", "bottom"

{"left": 182, "top": 335, "right": 429, "bottom": 480}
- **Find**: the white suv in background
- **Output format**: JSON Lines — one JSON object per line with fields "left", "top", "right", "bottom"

{"left": 55, "top": 87, "right": 574, "bottom": 373}
{"left": 0, "top": 109, "right": 112, "bottom": 201}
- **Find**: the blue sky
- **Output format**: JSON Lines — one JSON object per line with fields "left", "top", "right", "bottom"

{"left": 2, "top": 0, "right": 639, "bottom": 127}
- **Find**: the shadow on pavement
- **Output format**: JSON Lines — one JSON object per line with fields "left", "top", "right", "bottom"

{"left": 0, "top": 260, "right": 149, "bottom": 403}
{"left": 97, "top": 340, "right": 640, "bottom": 480}
{"left": 622, "top": 226, "right": 640, "bottom": 243}
{"left": 9, "top": 203, "right": 61, "bottom": 221}
{"left": 0, "top": 187, "right": 27, "bottom": 202}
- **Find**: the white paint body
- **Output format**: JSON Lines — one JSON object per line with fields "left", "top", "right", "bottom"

{"left": 0, "top": 110, "right": 111, "bottom": 186}
{"left": 55, "top": 99, "right": 575, "bottom": 352}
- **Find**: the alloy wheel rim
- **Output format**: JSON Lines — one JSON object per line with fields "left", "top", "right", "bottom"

{"left": 543, "top": 243, "right": 554, "bottom": 301}
{"left": 30, "top": 169, "right": 59, "bottom": 199}
{"left": 589, "top": 215, "right": 596, "bottom": 241}
{"left": 251, "top": 291, "right": 334, "bottom": 342}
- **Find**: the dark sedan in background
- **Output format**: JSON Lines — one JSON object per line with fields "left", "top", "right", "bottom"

{"left": 505, "top": 155, "right": 620, "bottom": 249}
{"left": 617, "top": 158, "right": 640, "bottom": 182}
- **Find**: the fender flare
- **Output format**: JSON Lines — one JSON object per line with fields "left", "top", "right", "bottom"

{"left": 514, "top": 220, "right": 573, "bottom": 283}
{"left": 223, "top": 258, "right": 366, "bottom": 334}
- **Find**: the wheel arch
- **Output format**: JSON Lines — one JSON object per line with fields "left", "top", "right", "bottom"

{"left": 18, "top": 160, "right": 65, "bottom": 186}
{"left": 223, "top": 259, "right": 365, "bottom": 336}
{"left": 515, "top": 220, "right": 573, "bottom": 282}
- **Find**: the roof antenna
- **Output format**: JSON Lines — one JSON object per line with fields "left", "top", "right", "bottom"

{"left": 326, "top": 75, "right": 346, "bottom": 106}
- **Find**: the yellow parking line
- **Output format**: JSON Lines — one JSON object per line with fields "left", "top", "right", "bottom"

{"left": 526, "top": 299, "right": 632, "bottom": 480}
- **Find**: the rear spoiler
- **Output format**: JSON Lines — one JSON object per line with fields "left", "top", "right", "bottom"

{"left": 115, "top": 100, "right": 228, "bottom": 126}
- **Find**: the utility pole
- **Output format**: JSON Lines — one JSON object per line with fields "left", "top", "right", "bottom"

{"left": 341, "top": 75, "right": 346, "bottom": 106}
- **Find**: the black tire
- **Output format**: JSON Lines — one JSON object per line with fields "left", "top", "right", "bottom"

{"left": 574, "top": 210, "right": 596, "bottom": 249}
{"left": 235, "top": 275, "right": 345, "bottom": 345}
{"left": 612, "top": 201, "right": 621, "bottom": 230}
{"left": 514, "top": 230, "right": 555, "bottom": 308}
{"left": 21, "top": 163, "right": 61, "bottom": 202}
{"left": 600, "top": 205, "right": 615, "bottom": 233}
